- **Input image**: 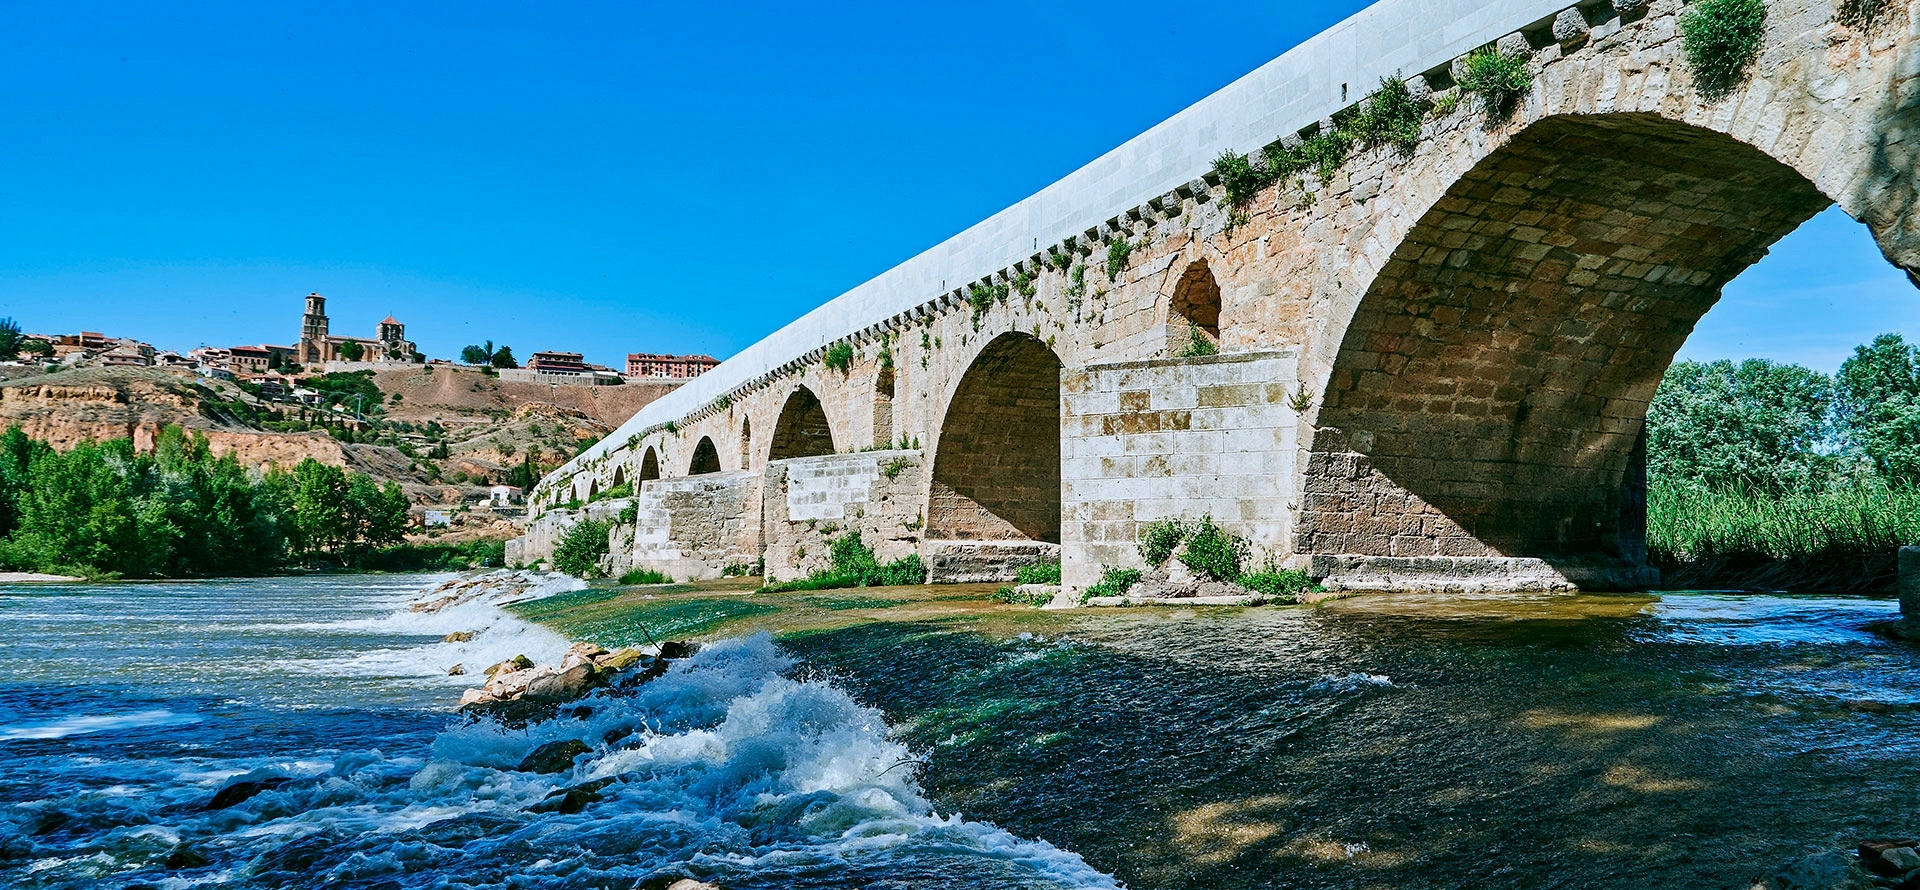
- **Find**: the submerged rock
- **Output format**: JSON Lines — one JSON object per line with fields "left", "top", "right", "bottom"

{"left": 517, "top": 738, "right": 591, "bottom": 774}
{"left": 206, "top": 776, "right": 291, "bottom": 810}
{"left": 164, "top": 843, "right": 210, "bottom": 870}
{"left": 446, "top": 663, "right": 465, "bottom": 676}
{"left": 443, "top": 631, "right": 476, "bottom": 643}
{"left": 1774, "top": 851, "right": 1874, "bottom": 889}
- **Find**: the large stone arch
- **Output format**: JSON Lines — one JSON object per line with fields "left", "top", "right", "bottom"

{"left": 767, "top": 385, "right": 836, "bottom": 462}
{"left": 638, "top": 447, "right": 660, "bottom": 484}
{"left": 927, "top": 332, "right": 1063, "bottom": 543}
{"left": 1300, "top": 112, "right": 1847, "bottom": 584}
{"left": 689, "top": 436, "right": 722, "bottom": 475}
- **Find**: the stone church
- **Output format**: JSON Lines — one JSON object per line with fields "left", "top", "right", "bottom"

{"left": 296, "top": 292, "right": 417, "bottom": 365}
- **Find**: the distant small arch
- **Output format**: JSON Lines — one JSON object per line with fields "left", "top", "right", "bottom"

{"left": 1168, "top": 260, "right": 1222, "bottom": 355}
{"left": 638, "top": 447, "right": 660, "bottom": 483}
{"left": 740, "top": 416, "right": 752, "bottom": 462}
{"left": 873, "top": 367, "right": 896, "bottom": 448}
{"left": 610, "top": 466, "right": 625, "bottom": 487}
{"left": 768, "top": 386, "right": 836, "bottom": 461}
{"left": 689, "top": 436, "right": 722, "bottom": 475}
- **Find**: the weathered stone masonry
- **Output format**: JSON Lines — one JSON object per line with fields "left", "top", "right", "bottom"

{"left": 520, "top": 0, "right": 1920, "bottom": 593}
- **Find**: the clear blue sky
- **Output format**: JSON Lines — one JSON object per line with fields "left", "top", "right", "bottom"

{"left": 2, "top": 2, "right": 1911, "bottom": 372}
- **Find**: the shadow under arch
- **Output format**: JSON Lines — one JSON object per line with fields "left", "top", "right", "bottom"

{"left": 1303, "top": 113, "right": 1839, "bottom": 572}
{"left": 768, "top": 386, "right": 836, "bottom": 461}
{"left": 638, "top": 447, "right": 660, "bottom": 484}
{"left": 689, "top": 436, "right": 721, "bottom": 475}
{"left": 927, "top": 332, "right": 1063, "bottom": 543}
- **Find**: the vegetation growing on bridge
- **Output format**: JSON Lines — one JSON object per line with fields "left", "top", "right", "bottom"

{"left": 822, "top": 341, "right": 855, "bottom": 374}
{"left": 1212, "top": 74, "right": 1431, "bottom": 208}
{"left": 1838, "top": 0, "right": 1895, "bottom": 28}
{"left": 1457, "top": 45, "right": 1535, "bottom": 118}
{"left": 1681, "top": 0, "right": 1767, "bottom": 99}
{"left": 1105, "top": 237, "right": 1133, "bottom": 281}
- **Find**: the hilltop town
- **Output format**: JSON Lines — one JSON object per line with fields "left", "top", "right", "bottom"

{"left": 0, "top": 294, "right": 718, "bottom": 544}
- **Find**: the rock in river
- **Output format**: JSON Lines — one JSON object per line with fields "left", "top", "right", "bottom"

{"left": 517, "top": 738, "right": 591, "bottom": 774}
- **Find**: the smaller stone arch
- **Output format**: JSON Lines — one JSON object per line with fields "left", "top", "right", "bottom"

{"left": 873, "top": 367, "right": 896, "bottom": 448}
{"left": 768, "top": 386, "right": 836, "bottom": 461}
{"left": 586, "top": 479, "right": 600, "bottom": 500}
{"left": 740, "top": 416, "right": 752, "bottom": 464}
{"left": 610, "top": 465, "right": 626, "bottom": 488}
{"left": 1167, "top": 260, "right": 1222, "bottom": 356}
{"left": 638, "top": 447, "right": 660, "bottom": 484}
{"left": 689, "top": 436, "right": 722, "bottom": 475}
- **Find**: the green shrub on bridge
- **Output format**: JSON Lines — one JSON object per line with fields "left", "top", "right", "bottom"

{"left": 1681, "top": 0, "right": 1766, "bottom": 99}
{"left": 1457, "top": 46, "right": 1534, "bottom": 117}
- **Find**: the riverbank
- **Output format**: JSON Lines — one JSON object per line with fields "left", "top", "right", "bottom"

{"left": 505, "top": 575, "right": 1920, "bottom": 889}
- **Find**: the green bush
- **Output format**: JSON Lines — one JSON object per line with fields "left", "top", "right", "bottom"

{"left": 1179, "top": 322, "right": 1219, "bottom": 358}
{"left": 618, "top": 567, "right": 672, "bottom": 585}
{"left": 1179, "top": 515, "right": 1246, "bottom": 582}
{"left": 1106, "top": 238, "right": 1133, "bottom": 280}
{"left": 967, "top": 282, "right": 1010, "bottom": 320}
{"left": 1682, "top": 0, "right": 1766, "bottom": 99}
{"left": 823, "top": 342, "right": 855, "bottom": 374}
{"left": 759, "top": 532, "right": 926, "bottom": 592}
{"left": 1457, "top": 46, "right": 1534, "bottom": 117}
{"left": 1345, "top": 74, "right": 1426, "bottom": 152}
{"left": 591, "top": 481, "right": 632, "bottom": 502}
{"left": 1083, "top": 566, "right": 1143, "bottom": 601}
{"left": 1014, "top": 560, "right": 1062, "bottom": 585}
{"left": 1138, "top": 518, "right": 1188, "bottom": 566}
{"left": 552, "top": 518, "right": 612, "bottom": 577}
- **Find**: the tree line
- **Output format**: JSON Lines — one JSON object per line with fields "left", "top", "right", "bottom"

{"left": 0, "top": 425, "right": 411, "bottom": 578}
{"left": 1648, "top": 332, "right": 1920, "bottom": 494}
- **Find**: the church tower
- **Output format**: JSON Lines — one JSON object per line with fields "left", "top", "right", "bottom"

{"left": 300, "top": 292, "right": 330, "bottom": 363}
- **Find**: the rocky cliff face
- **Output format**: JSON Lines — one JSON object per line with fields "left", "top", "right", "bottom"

{"left": 0, "top": 368, "right": 352, "bottom": 470}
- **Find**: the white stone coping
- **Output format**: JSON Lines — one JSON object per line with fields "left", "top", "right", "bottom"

{"left": 554, "top": 0, "right": 1579, "bottom": 485}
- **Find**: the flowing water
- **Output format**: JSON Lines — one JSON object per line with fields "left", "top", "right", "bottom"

{"left": 6, "top": 576, "right": 1920, "bottom": 889}
{"left": 0, "top": 576, "right": 1114, "bottom": 889}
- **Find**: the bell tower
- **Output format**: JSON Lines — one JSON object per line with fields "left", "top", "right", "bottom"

{"left": 300, "top": 292, "right": 330, "bottom": 363}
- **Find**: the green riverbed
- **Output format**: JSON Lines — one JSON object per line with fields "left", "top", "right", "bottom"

{"left": 510, "top": 579, "right": 1920, "bottom": 889}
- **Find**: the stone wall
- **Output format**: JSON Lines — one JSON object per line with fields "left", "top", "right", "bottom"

{"left": 627, "top": 473, "right": 760, "bottom": 581}
{"left": 1061, "top": 350, "right": 1299, "bottom": 590}
{"left": 760, "top": 451, "right": 925, "bottom": 581}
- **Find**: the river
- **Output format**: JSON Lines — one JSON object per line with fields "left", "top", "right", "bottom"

{"left": 3, "top": 576, "right": 1917, "bottom": 888}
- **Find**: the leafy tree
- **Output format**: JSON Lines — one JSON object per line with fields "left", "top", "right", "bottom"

{"left": 1645, "top": 359, "right": 1834, "bottom": 493}
{"left": 0, "top": 317, "right": 20, "bottom": 361}
{"left": 1835, "top": 333, "right": 1920, "bottom": 484}
{"left": 461, "top": 341, "right": 495, "bottom": 366}
{"left": 22, "top": 338, "right": 53, "bottom": 359}
{"left": 551, "top": 517, "right": 612, "bottom": 577}
{"left": 337, "top": 340, "right": 366, "bottom": 362}
{"left": 491, "top": 346, "right": 518, "bottom": 369}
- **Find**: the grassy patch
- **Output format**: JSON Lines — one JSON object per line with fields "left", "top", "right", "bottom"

{"left": 1649, "top": 481, "right": 1920, "bottom": 563}
{"left": 760, "top": 531, "right": 926, "bottom": 592}
{"left": 1237, "top": 567, "right": 1320, "bottom": 603}
{"left": 1084, "top": 567, "right": 1143, "bottom": 601}
{"left": 509, "top": 594, "right": 780, "bottom": 647}
{"left": 617, "top": 567, "right": 672, "bottom": 585}
{"left": 1014, "top": 560, "right": 1062, "bottom": 586}
{"left": 823, "top": 342, "right": 855, "bottom": 374}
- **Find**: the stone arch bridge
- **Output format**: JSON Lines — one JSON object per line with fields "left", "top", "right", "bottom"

{"left": 515, "top": 0, "right": 1919, "bottom": 593}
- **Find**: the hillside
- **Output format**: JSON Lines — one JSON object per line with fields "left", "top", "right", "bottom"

{"left": 0, "top": 365, "right": 678, "bottom": 533}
